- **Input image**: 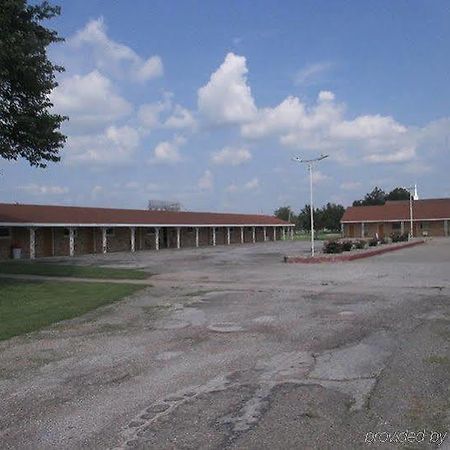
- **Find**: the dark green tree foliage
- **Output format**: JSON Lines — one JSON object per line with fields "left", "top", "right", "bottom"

{"left": 352, "top": 186, "right": 386, "bottom": 206}
{"left": 274, "top": 206, "right": 296, "bottom": 223}
{"left": 295, "top": 203, "right": 344, "bottom": 232}
{"left": 352, "top": 186, "right": 411, "bottom": 206}
{"left": 385, "top": 187, "right": 410, "bottom": 201}
{"left": 0, "top": 0, "right": 66, "bottom": 167}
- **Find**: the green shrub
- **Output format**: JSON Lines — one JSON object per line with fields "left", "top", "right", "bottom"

{"left": 323, "top": 240, "right": 344, "bottom": 254}
{"left": 380, "top": 237, "right": 388, "bottom": 245}
{"left": 391, "top": 232, "right": 409, "bottom": 242}
{"left": 368, "top": 238, "right": 378, "bottom": 247}
{"left": 354, "top": 240, "right": 366, "bottom": 249}
{"left": 390, "top": 232, "right": 402, "bottom": 243}
{"left": 342, "top": 241, "right": 353, "bottom": 252}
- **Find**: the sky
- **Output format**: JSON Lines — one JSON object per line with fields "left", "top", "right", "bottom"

{"left": 1, "top": 0, "right": 450, "bottom": 214}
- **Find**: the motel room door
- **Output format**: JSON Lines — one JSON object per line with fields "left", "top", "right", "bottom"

{"left": 348, "top": 224, "right": 355, "bottom": 238}
{"left": 41, "top": 228, "right": 53, "bottom": 257}
{"left": 378, "top": 224, "right": 384, "bottom": 237}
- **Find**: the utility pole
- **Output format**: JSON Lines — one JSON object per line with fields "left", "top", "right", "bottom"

{"left": 292, "top": 154, "right": 329, "bottom": 257}
{"left": 403, "top": 185, "right": 415, "bottom": 239}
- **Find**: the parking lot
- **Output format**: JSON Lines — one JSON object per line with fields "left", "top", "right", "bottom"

{"left": 1, "top": 239, "right": 449, "bottom": 449}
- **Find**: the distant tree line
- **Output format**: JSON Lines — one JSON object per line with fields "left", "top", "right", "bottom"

{"left": 352, "top": 186, "right": 410, "bottom": 206}
{"left": 274, "top": 186, "right": 411, "bottom": 232}
{"left": 274, "top": 203, "right": 345, "bottom": 232}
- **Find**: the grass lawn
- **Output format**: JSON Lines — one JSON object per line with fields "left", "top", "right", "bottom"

{"left": 0, "top": 261, "right": 149, "bottom": 279}
{"left": 0, "top": 279, "right": 145, "bottom": 341}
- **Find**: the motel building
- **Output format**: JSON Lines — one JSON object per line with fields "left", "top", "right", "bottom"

{"left": 341, "top": 198, "right": 450, "bottom": 239}
{"left": 0, "top": 203, "right": 294, "bottom": 260}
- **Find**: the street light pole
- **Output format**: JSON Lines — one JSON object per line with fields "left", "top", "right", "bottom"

{"left": 403, "top": 185, "right": 415, "bottom": 240}
{"left": 292, "top": 154, "right": 329, "bottom": 257}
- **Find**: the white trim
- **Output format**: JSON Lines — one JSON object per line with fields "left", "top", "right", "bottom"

{"left": 341, "top": 218, "right": 450, "bottom": 224}
{"left": 0, "top": 222, "right": 294, "bottom": 228}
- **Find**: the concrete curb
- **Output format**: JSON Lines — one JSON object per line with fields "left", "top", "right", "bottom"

{"left": 284, "top": 240, "right": 425, "bottom": 264}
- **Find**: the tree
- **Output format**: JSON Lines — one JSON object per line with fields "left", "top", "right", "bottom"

{"left": 0, "top": 0, "right": 67, "bottom": 168}
{"left": 385, "top": 187, "right": 410, "bottom": 201}
{"left": 352, "top": 186, "right": 386, "bottom": 206}
{"left": 320, "top": 203, "right": 345, "bottom": 231}
{"left": 352, "top": 186, "right": 411, "bottom": 206}
{"left": 274, "top": 206, "right": 296, "bottom": 222}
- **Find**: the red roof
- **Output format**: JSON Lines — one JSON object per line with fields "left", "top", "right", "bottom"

{"left": 0, "top": 203, "right": 292, "bottom": 227}
{"left": 341, "top": 198, "right": 450, "bottom": 223}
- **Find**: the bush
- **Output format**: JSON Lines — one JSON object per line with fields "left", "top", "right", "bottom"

{"left": 379, "top": 237, "right": 388, "bottom": 245}
{"left": 368, "top": 238, "right": 378, "bottom": 247}
{"left": 341, "top": 241, "right": 353, "bottom": 252}
{"left": 391, "top": 232, "right": 409, "bottom": 242}
{"left": 354, "top": 240, "right": 366, "bottom": 250}
{"left": 323, "top": 240, "right": 344, "bottom": 254}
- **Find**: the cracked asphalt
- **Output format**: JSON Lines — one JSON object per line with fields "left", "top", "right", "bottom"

{"left": 1, "top": 239, "right": 449, "bottom": 449}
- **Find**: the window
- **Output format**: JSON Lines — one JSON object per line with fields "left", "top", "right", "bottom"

{"left": 106, "top": 228, "right": 114, "bottom": 236}
{"left": 0, "top": 227, "right": 11, "bottom": 238}
{"left": 420, "top": 222, "right": 429, "bottom": 230}
{"left": 392, "top": 222, "right": 401, "bottom": 230}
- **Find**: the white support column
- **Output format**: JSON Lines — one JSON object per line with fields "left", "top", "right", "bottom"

{"left": 263, "top": 226, "right": 267, "bottom": 242}
{"left": 401, "top": 221, "right": 405, "bottom": 234}
{"left": 227, "top": 227, "right": 231, "bottom": 245}
{"left": 361, "top": 222, "right": 365, "bottom": 238}
{"left": 212, "top": 227, "right": 216, "bottom": 246}
{"left": 240, "top": 227, "right": 244, "bottom": 244}
{"left": 69, "top": 227, "right": 75, "bottom": 257}
{"left": 273, "top": 227, "right": 276, "bottom": 241}
{"left": 155, "top": 227, "right": 160, "bottom": 251}
{"left": 282, "top": 227, "right": 286, "bottom": 240}
{"left": 102, "top": 227, "right": 107, "bottom": 254}
{"left": 195, "top": 227, "right": 199, "bottom": 247}
{"left": 445, "top": 220, "right": 449, "bottom": 237}
{"left": 340, "top": 223, "right": 344, "bottom": 237}
{"left": 130, "top": 227, "right": 136, "bottom": 252}
{"left": 290, "top": 227, "right": 294, "bottom": 240}
{"left": 252, "top": 226, "right": 256, "bottom": 243}
{"left": 176, "top": 227, "right": 181, "bottom": 249}
{"left": 29, "top": 227, "right": 36, "bottom": 260}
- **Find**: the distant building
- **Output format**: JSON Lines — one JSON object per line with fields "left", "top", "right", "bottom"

{"left": 0, "top": 203, "right": 294, "bottom": 259}
{"left": 341, "top": 198, "right": 450, "bottom": 238}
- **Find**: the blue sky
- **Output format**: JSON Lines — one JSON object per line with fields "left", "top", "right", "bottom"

{"left": 1, "top": 0, "right": 449, "bottom": 214}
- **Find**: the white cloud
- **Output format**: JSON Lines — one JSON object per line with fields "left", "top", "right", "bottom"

{"left": 198, "top": 170, "right": 214, "bottom": 191}
{"left": 340, "top": 181, "right": 362, "bottom": 191}
{"left": 225, "top": 177, "right": 260, "bottom": 194}
{"left": 70, "top": 18, "right": 163, "bottom": 82}
{"left": 66, "top": 125, "right": 140, "bottom": 165}
{"left": 311, "top": 170, "right": 330, "bottom": 183}
{"left": 211, "top": 146, "right": 252, "bottom": 166}
{"left": 164, "top": 105, "right": 197, "bottom": 130}
{"left": 138, "top": 100, "right": 169, "bottom": 129}
{"left": 225, "top": 183, "right": 239, "bottom": 193}
{"left": 19, "top": 184, "right": 69, "bottom": 195}
{"left": 244, "top": 177, "right": 259, "bottom": 190}
{"left": 364, "top": 147, "right": 415, "bottom": 164}
{"left": 295, "top": 62, "right": 333, "bottom": 86}
{"left": 198, "top": 52, "right": 257, "bottom": 125}
{"left": 242, "top": 90, "right": 415, "bottom": 164}
{"left": 150, "top": 136, "right": 185, "bottom": 164}
{"left": 51, "top": 71, "right": 132, "bottom": 131}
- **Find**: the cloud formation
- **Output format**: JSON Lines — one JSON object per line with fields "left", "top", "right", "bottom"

{"left": 70, "top": 18, "right": 163, "bottom": 82}
{"left": 211, "top": 146, "right": 252, "bottom": 166}
{"left": 198, "top": 53, "right": 257, "bottom": 125}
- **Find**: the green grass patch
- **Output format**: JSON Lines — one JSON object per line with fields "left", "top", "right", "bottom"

{"left": 0, "top": 279, "right": 145, "bottom": 341}
{"left": 0, "top": 261, "right": 149, "bottom": 280}
{"left": 424, "top": 355, "right": 450, "bottom": 365}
